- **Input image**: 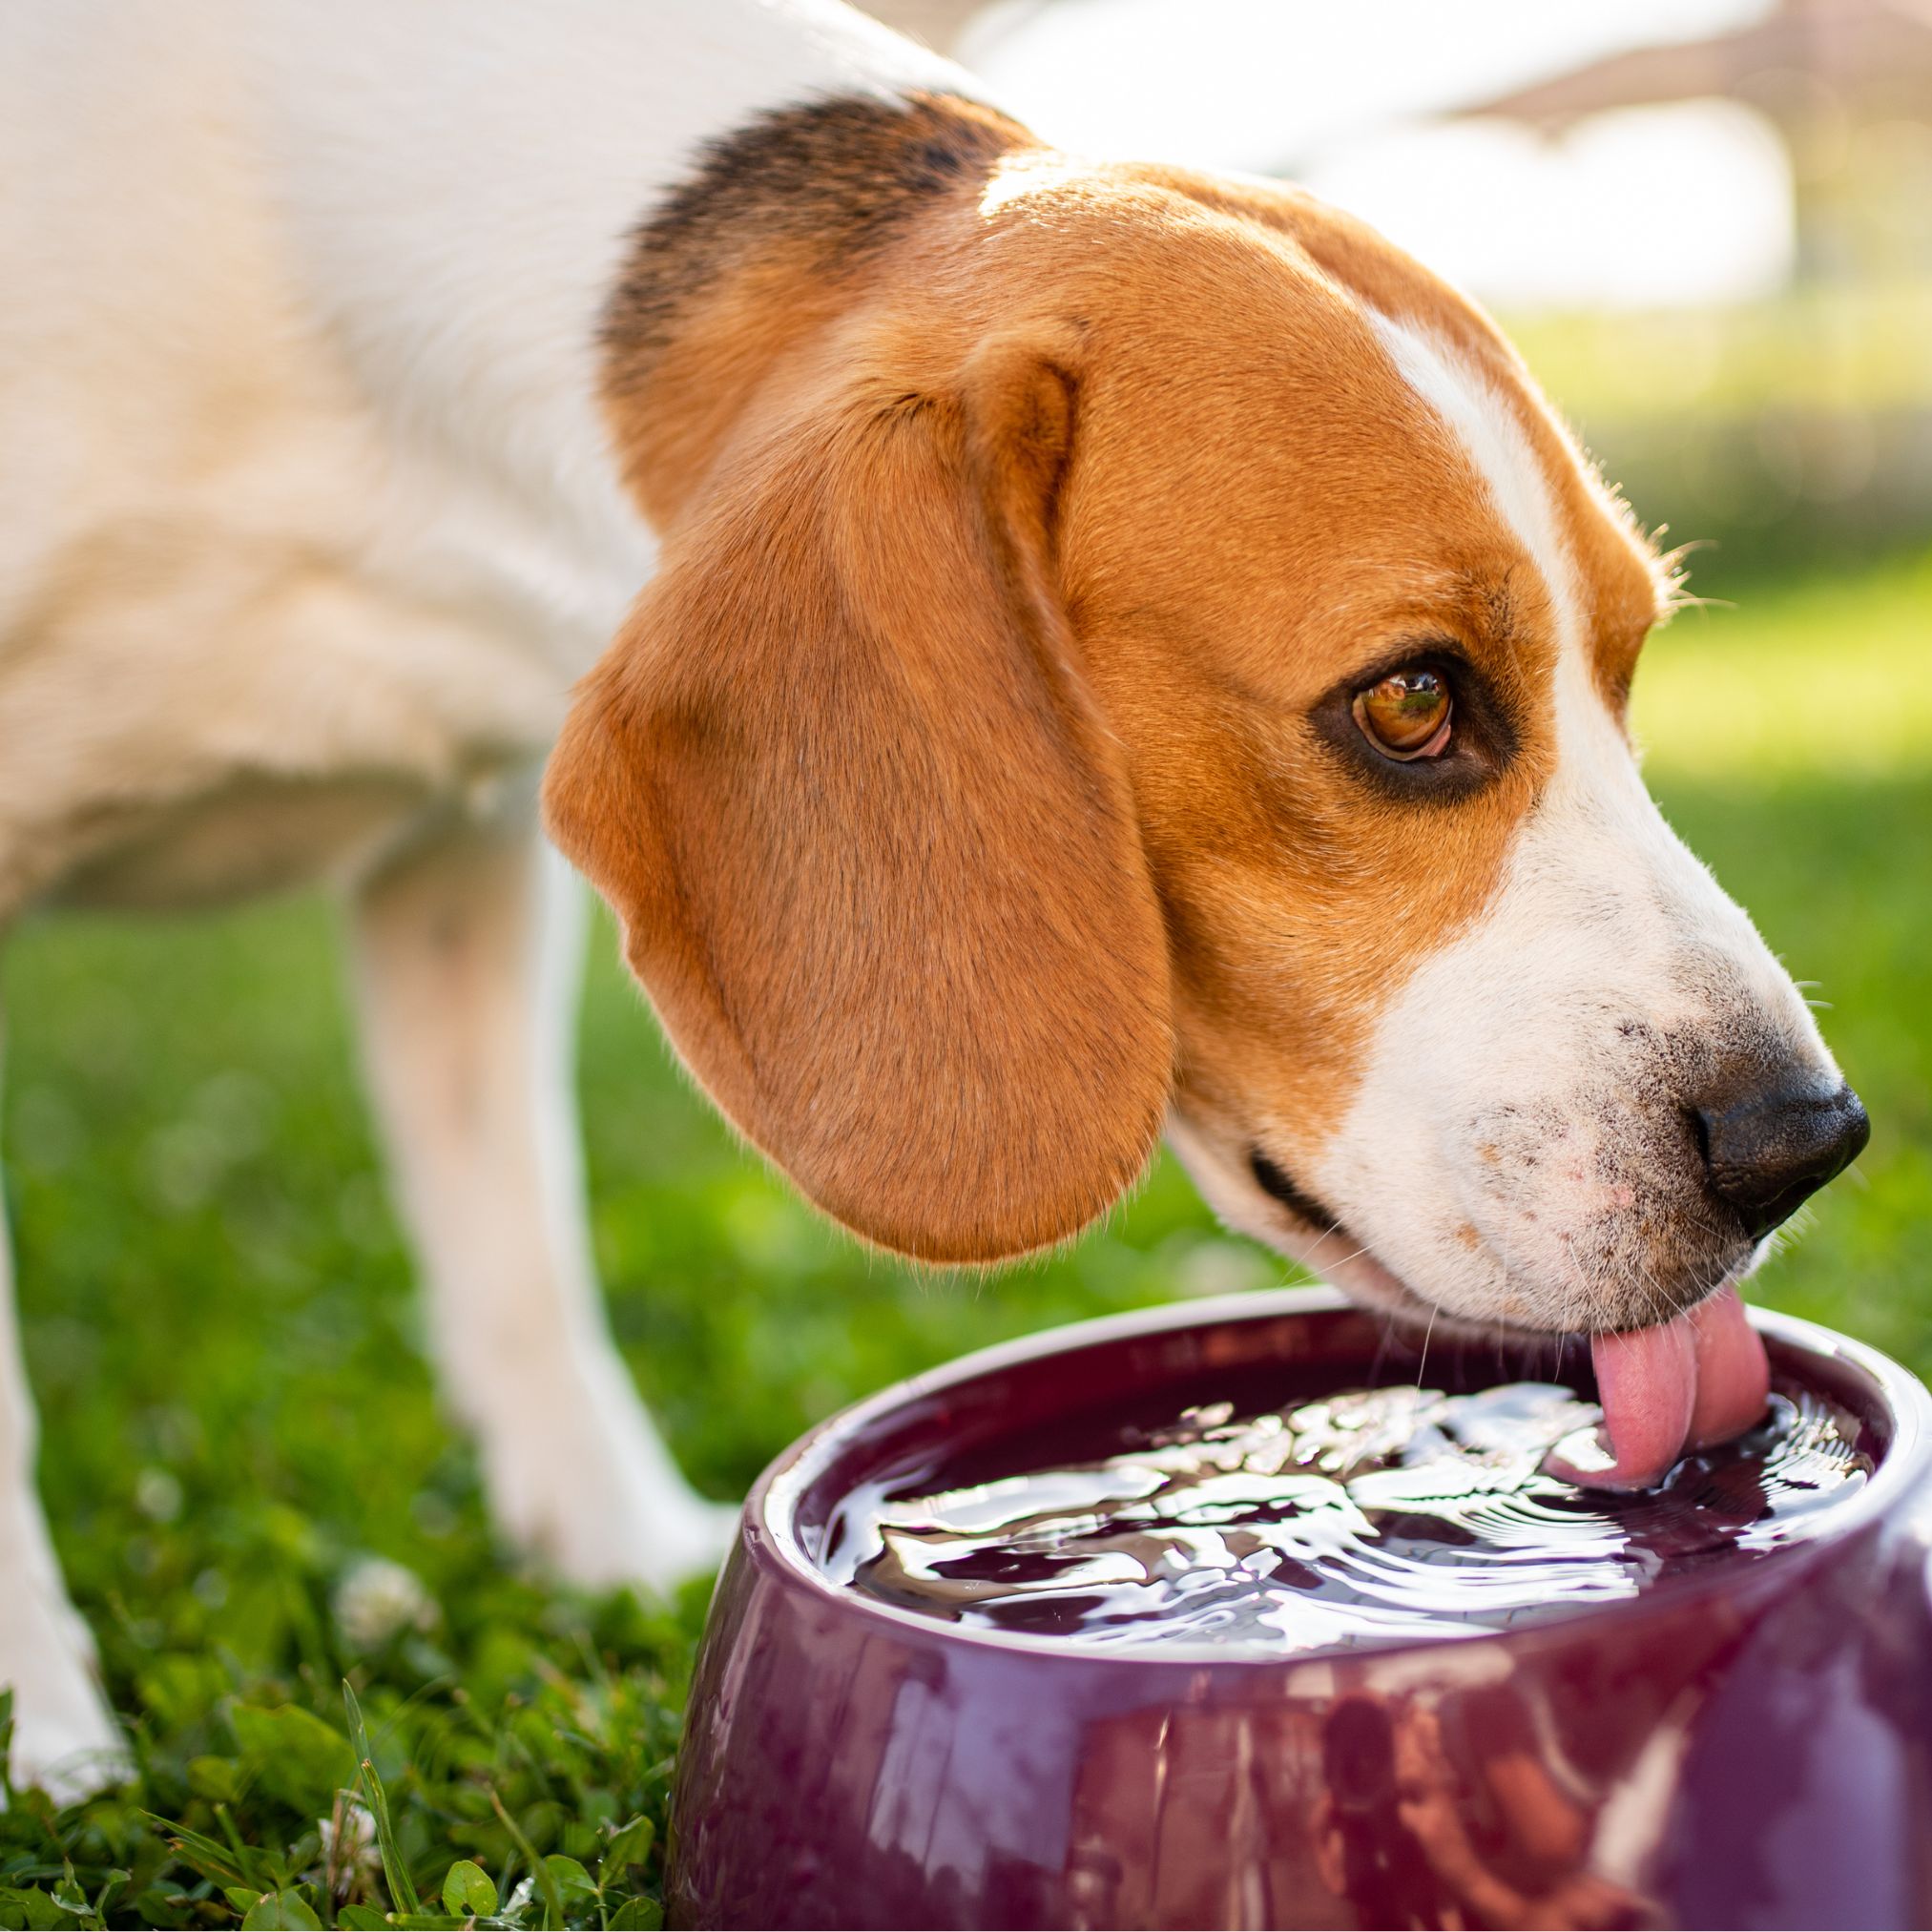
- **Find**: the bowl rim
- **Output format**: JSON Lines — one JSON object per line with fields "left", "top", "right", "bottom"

{"left": 749, "top": 1286, "right": 1932, "bottom": 1667}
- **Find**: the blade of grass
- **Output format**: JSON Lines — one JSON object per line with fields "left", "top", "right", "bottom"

{"left": 137, "top": 1813, "right": 253, "bottom": 1891}
{"left": 90, "top": 1870, "right": 131, "bottom": 1922}
{"left": 488, "top": 1788, "right": 564, "bottom": 1931}
{"left": 213, "top": 1801, "right": 264, "bottom": 1890}
{"left": 342, "top": 1681, "right": 422, "bottom": 1917}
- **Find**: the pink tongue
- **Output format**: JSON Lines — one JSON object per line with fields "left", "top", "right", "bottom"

{"left": 1685, "top": 1285, "right": 1774, "bottom": 1451}
{"left": 1546, "top": 1285, "right": 1771, "bottom": 1490}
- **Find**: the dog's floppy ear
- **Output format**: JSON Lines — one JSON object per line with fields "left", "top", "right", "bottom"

{"left": 543, "top": 334, "right": 1173, "bottom": 1262}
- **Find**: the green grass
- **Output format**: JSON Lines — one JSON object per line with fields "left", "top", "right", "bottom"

{"left": 2, "top": 551, "right": 1928, "bottom": 1925}
{"left": 1634, "top": 548, "right": 1932, "bottom": 782}
{"left": 1506, "top": 281, "right": 1932, "bottom": 422}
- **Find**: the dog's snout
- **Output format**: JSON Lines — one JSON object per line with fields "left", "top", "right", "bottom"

{"left": 1697, "top": 1079, "right": 1870, "bottom": 1241}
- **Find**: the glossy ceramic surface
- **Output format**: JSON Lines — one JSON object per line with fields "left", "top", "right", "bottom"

{"left": 668, "top": 1291, "right": 1932, "bottom": 1930}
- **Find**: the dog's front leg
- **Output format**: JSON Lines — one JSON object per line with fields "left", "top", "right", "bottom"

{"left": 0, "top": 1013, "right": 125, "bottom": 1797}
{"left": 347, "top": 805, "right": 734, "bottom": 1593}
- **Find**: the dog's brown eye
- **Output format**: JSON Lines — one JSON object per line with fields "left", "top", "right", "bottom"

{"left": 1353, "top": 668, "right": 1452, "bottom": 760}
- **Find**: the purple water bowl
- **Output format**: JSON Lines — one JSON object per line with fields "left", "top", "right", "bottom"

{"left": 668, "top": 1288, "right": 1932, "bottom": 1930}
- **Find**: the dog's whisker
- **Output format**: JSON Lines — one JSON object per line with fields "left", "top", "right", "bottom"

{"left": 1413, "top": 1303, "right": 1441, "bottom": 1394}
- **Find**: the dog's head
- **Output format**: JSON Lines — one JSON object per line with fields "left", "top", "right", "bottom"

{"left": 545, "top": 104, "right": 1865, "bottom": 1354}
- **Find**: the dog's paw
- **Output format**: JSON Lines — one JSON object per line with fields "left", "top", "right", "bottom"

{"left": 503, "top": 1465, "right": 740, "bottom": 1596}
{"left": 0, "top": 1575, "right": 127, "bottom": 1803}
{"left": 477, "top": 1392, "right": 740, "bottom": 1597}
{"left": 544, "top": 1486, "right": 742, "bottom": 1597}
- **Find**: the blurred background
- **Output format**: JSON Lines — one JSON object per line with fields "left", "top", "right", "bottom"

{"left": 910, "top": 0, "right": 1932, "bottom": 591}
{"left": 4, "top": 0, "right": 1927, "bottom": 1902}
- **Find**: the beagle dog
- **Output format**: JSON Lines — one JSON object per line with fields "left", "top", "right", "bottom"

{"left": 0, "top": 0, "right": 1866, "bottom": 1795}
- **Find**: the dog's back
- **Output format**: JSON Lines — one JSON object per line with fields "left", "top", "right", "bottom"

{"left": 1, "top": 5, "right": 426, "bottom": 910}
{"left": 0, "top": 0, "right": 941, "bottom": 917}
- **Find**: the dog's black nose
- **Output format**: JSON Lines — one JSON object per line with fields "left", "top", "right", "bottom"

{"left": 1698, "top": 1080, "right": 1869, "bottom": 1240}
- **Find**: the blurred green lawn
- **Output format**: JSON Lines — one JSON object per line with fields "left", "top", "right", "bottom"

{"left": 1, "top": 548, "right": 1927, "bottom": 1925}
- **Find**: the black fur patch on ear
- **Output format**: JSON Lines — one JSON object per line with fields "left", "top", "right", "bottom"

{"left": 604, "top": 92, "right": 1032, "bottom": 388}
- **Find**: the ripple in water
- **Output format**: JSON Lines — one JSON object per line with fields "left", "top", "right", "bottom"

{"left": 831, "top": 1383, "right": 1872, "bottom": 1652}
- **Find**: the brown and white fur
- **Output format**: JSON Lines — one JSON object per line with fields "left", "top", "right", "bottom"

{"left": 0, "top": 0, "right": 1859, "bottom": 1794}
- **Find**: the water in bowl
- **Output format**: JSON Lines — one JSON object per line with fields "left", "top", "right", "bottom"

{"left": 826, "top": 1381, "right": 1871, "bottom": 1652}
